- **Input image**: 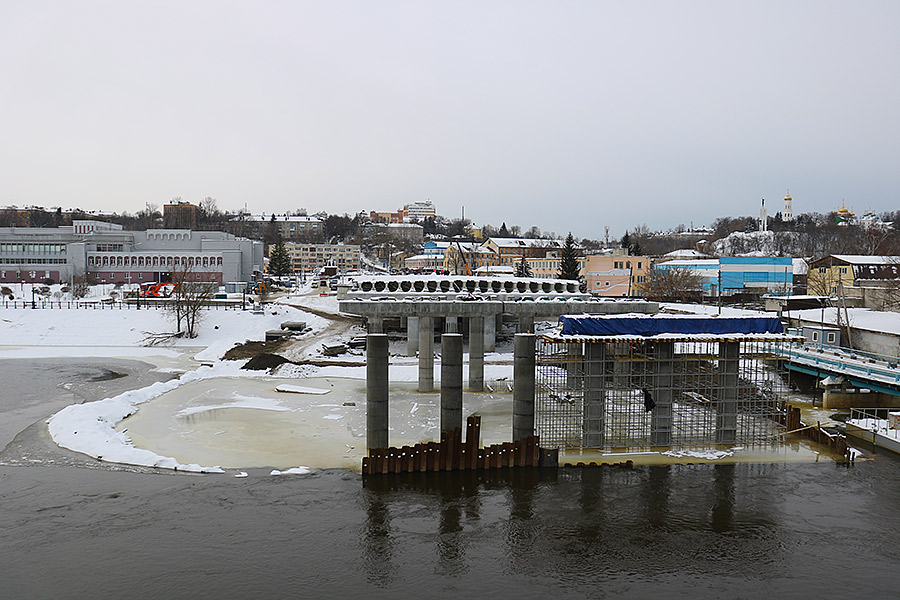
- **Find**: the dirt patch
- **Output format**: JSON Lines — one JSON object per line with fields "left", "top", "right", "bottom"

{"left": 222, "top": 338, "right": 291, "bottom": 361}
{"left": 241, "top": 353, "right": 291, "bottom": 371}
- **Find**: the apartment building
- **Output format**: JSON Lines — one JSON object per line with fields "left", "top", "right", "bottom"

{"left": 284, "top": 243, "right": 361, "bottom": 274}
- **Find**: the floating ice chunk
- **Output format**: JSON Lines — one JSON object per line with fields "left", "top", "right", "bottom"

{"left": 270, "top": 467, "right": 311, "bottom": 476}
{"left": 274, "top": 384, "right": 330, "bottom": 395}
{"left": 235, "top": 471, "right": 248, "bottom": 478}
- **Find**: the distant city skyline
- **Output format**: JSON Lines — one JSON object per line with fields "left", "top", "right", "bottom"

{"left": 2, "top": 1, "right": 897, "bottom": 239}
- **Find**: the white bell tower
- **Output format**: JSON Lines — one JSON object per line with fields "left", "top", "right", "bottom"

{"left": 760, "top": 198, "right": 768, "bottom": 232}
{"left": 783, "top": 191, "right": 793, "bottom": 221}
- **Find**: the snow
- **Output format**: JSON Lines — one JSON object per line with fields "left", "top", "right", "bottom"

{"left": 663, "top": 449, "right": 734, "bottom": 460}
{"left": 270, "top": 467, "right": 312, "bottom": 476}
{"left": 792, "top": 306, "right": 900, "bottom": 336}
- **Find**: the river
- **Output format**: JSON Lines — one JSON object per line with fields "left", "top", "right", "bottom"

{"left": 2, "top": 358, "right": 899, "bottom": 599}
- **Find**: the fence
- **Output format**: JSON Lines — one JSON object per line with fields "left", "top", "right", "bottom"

{"left": 362, "top": 415, "right": 559, "bottom": 475}
{"left": 535, "top": 337, "right": 790, "bottom": 451}
{"left": 1, "top": 299, "right": 246, "bottom": 311}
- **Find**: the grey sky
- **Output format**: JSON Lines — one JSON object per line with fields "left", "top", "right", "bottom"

{"left": 2, "top": 1, "right": 898, "bottom": 239}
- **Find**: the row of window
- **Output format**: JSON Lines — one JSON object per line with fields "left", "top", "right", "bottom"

{"left": 94, "top": 243, "right": 125, "bottom": 252}
{"left": 0, "top": 243, "right": 67, "bottom": 254}
{"left": 87, "top": 255, "right": 224, "bottom": 268}
{"left": 0, "top": 270, "right": 53, "bottom": 279}
{"left": 0, "top": 258, "right": 67, "bottom": 265}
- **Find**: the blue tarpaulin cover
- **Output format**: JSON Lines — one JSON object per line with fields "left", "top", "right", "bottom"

{"left": 559, "top": 315, "right": 784, "bottom": 337}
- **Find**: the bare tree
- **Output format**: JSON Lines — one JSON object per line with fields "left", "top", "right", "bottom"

{"left": 168, "top": 263, "right": 217, "bottom": 338}
{"left": 637, "top": 266, "right": 704, "bottom": 302}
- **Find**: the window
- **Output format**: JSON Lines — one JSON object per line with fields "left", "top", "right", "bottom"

{"left": 812, "top": 331, "right": 819, "bottom": 342}
{"left": 827, "top": 332, "right": 836, "bottom": 343}
{"left": 839, "top": 267, "right": 847, "bottom": 274}
{"left": 830, "top": 286, "right": 837, "bottom": 293}
{"left": 637, "top": 262, "right": 642, "bottom": 269}
{"left": 819, "top": 267, "right": 827, "bottom": 273}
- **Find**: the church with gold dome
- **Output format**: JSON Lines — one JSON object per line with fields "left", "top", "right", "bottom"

{"left": 835, "top": 200, "right": 855, "bottom": 224}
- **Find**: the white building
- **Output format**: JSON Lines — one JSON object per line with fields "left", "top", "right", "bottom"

{"left": 0, "top": 220, "right": 263, "bottom": 284}
{"left": 402, "top": 201, "right": 436, "bottom": 223}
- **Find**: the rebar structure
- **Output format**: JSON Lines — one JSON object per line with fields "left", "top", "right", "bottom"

{"left": 536, "top": 335, "right": 792, "bottom": 451}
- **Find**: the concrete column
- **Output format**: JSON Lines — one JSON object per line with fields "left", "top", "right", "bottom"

{"left": 445, "top": 316, "right": 458, "bottom": 333}
{"left": 484, "top": 312, "right": 497, "bottom": 352}
{"left": 518, "top": 315, "right": 534, "bottom": 334}
{"left": 367, "top": 316, "right": 383, "bottom": 334}
{"left": 366, "top": 334, "right": 389, "bottom": 450}
{"left": 441, "top": 333, "right": 463, "bottom": 433}
{"left": 583, "top": 342, "right": 606, "bottom": 448}
{"left": 650, "top": 342, "right": 675, "bottom": 447}
{"left": 566, "top": 342, "right": 583, "bottom": 390}
{"left": 716, "top": 341, "right": 740, "bottom": 444}
{"left": 468, "top": 316, "right": 484, "bottom": 391}
{"left": 418, "top": 316, "right": 434, "bottom": 392}
{"left": 406, "top": 316, "right": 419, "bottom": 357}
{"left": 513, "top": 333, "right": 536, "bottom": 441}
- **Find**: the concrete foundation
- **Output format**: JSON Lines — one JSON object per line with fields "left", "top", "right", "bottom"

{"left": 513, "top": 333, "right": 536, "bottom": 441}
{"left": 440, "top": 334, "right": 464, "bottom": 433}
{"left": 366, "top": 334, "right": 389, "bottom": 450}
{"left": 823, "top": 387, "right": 900, "bottom": 409}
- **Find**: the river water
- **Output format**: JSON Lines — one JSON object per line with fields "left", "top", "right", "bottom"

{"left": 2, "top": 358, "right": 900, "bottom": 599}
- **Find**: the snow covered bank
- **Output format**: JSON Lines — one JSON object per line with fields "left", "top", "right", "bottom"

{"left": 0, "top": 303, "right": 327, "bottom": 361}
{"left": 46, "top": 361, "right": 270, "bottom": 473}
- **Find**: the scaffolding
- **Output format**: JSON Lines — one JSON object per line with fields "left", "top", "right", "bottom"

{"left": 536, "top": 335, "right": 795, "bottom": 451}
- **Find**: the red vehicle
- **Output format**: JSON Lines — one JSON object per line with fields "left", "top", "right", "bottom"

{"left": 139, "top": 282, "right": 176, "bottom": 298}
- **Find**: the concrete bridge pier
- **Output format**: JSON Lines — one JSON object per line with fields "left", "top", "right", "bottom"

{"left": 484, "top": 313, "right": 496, "bottom": 352}
{"left": 418, "top": 316, "right": 435, "bottom": 392}
{"left": 366, "top": 334, "right": 389, "bottom": 450}
{"left": 441, "top": 333, "right": 463, "bottom": 433}
{"left": 716, "top": 341, "right": 739, "bottom": 444}
{"left": 445, "top": 316, "right": 458, "bottom": 333}
{"left": 367, "top": 316, "right": 384, "bottom": 334}
{"left": 518, "top": 315, "right": 534, "bottom": 334}
{"left": 583, "top": 342, "right": 606, "bottom": 448}
{"left": 468, "top": 316, "right": 484, "bottom": 392}
{"left": 406, "top": 316, "right": 418, "bottom": 357}
{"left": 651, "top": 342, "right": 675, "bottom": 446}
{"left": 513, "top": 333, "right": 536, "bottom": 441}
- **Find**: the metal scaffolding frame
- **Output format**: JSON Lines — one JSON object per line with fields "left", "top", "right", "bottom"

{"left": 536, "top": 335, "right": 792, "bottom": 450}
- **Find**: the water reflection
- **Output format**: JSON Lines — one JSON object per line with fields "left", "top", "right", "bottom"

{"left": 360, "top": 464, "right": 783, "bottom": 583}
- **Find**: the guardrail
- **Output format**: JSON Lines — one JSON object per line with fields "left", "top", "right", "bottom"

{"left": 769, "top": 343, "right": 900, "bottom": 385}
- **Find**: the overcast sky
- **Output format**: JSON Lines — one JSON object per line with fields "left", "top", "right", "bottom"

{"left": 2, "top": 1, "right": 898, "bottom": 239}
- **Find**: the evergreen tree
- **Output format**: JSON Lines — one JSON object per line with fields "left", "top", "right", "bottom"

{"left": 557, "top": 232, "right": 581, "bottom": 280}
{"left": 268, "top": 234, "right": 293, "bottom": 276}
{"left": 515, "top": 256, "right": 532, "bottom": 277}
{"left": 498, "top": 222, "right": 510, "bottom": 237}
